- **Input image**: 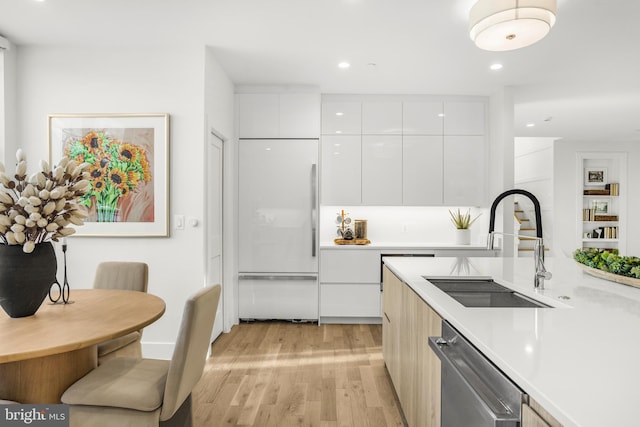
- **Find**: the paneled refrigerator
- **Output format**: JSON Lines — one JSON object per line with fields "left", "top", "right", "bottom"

{"left": 238, "top": 139, "right": 318, "bottom": 320}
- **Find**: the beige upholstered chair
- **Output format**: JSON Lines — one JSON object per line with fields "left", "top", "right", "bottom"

{"left": 62, "top": 285, "right": 221, "bottom": 427}
{"left": 93, "top": 262, "right": 149, "bottom": 363}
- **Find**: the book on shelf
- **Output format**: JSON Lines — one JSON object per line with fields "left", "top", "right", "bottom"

{"left": 594, "top": 215, "right": 618, "bottom": 221}
{"left": 584, "top": 189, "right": 610, "bottom": 195}
{"left": 583, "top": 208, "right": 594, "bottom": 221}
{"left": 605, "top": 183, "right": 620, "bottom": 196}
{"left": 590, "top": 226, "right": 618, "bottom": 239}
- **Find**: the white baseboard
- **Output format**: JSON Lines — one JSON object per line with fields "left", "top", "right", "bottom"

{"left": 319, "top": 316, "right": 382, "bottom": 325}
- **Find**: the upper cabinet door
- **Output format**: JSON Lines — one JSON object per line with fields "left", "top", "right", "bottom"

{"left": 321, "top": 135, "right": 362, "bottom": 205}
{"left": 362, "top": 135, "right": 403, "bottom": 205}
{"left": 237, "top": 93, "right": 280, "bottom": 138}
{"left": 362, "top": 101, "right": 402, "bottom": 135}
{"left": 403, "top": 101, "right": 444, "bottom": 135}
{"left": 322, "top": 102, "right": 362, "bottom": 135}
{"left": 443, "top": 101, "right": 485, "bottom": 136}
{"left": 280, "top": 93, "right": 320, "bottom": 138}
{"left": 403, "top": 136, "right": 444, "bottom": 205}
{"left": 443, "top": 136, "right": 486, "bottom": 206}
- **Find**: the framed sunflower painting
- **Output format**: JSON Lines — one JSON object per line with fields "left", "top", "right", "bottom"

{"left": 48, "top": 113, "right": 170, "bottom": 237}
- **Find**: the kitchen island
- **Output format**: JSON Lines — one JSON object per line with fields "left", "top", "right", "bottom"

{"left": 382, "top": 255, "right": 640, "bottom": 427}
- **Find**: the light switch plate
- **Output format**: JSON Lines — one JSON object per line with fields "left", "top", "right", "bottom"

{"left": 175, "top": 215, "right": 185, "bottom": 230}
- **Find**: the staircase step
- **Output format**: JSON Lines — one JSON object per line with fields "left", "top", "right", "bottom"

{"left": 518, "top": 247, "right": 550, "bottom": 252}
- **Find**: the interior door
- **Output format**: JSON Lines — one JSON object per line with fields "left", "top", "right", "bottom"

{"left": 207, "top": 132, "right": 224, "bottom": 342}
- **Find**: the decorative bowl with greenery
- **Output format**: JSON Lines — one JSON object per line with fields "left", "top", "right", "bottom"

{"left": 573, "top": 248, "right": 640, "bottom": 279}
{"left": 0, "top": 149, "right": 91, "bottom": 253}
{"left": 449, "top": 208, "right": 481, "bottom": 229}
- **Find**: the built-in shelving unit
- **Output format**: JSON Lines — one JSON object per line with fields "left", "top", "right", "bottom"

{"left": 577, "top": 153, "right": 627, "bottom": 254}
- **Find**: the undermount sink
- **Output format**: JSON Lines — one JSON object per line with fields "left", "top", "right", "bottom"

{"left": 423, "top": 277, "right": 551, "bottom": 308}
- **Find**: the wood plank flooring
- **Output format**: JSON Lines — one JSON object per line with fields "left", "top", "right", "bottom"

{"left": 193, "top": 322, "right": 405, "bottom": 427}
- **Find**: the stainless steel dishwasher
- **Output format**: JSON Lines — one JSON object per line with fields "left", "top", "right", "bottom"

{"left": 429, "top": 321, "right": 524, "bottom": 427}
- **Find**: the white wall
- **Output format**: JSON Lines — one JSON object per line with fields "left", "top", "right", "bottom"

{"left": 204, "top": 47, "right": 236, "bottom": 333}
{"left": 514, "top": 137, "right": 556, "bottom": 255}
{"left": 554, "top": 140, "right": 640, "bottom": 258}
{"left": 14, "top": 45, "right": 233, "bottom": 358}
{"left": 0, "top": 39, "right": 18, "bottom": 162}
{"left": 488, "top": 88, "right": 516, "bottom": 255}
{"left": 320, "top": 205, "right": 489, "bottom": 245}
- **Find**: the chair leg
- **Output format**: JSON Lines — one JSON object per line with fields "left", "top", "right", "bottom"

{"left": 159, "top": 394, "right": 192, "bottom": 427}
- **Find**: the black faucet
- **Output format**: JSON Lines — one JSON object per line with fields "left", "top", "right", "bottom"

{"left": 489, "top": 189, "right": 543, "bottom": 239}
{"left": 487, "top": 189, "right": 551, "bottom": 289}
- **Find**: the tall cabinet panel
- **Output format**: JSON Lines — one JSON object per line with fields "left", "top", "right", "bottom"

{"left": 321, "top": 135, "right": 362, "bottom": 205}
{"left": 443, "top": 136, "right": 486, "bottom": 206}
{"left": 362, "top": 135, "right": 403, "bottom": 205}
{"left": 443, "top": 101, "right": 485, "bottom": 135}
{"left": 362, "top": 101, "right": 402, "bottom": 134}
{"left": 403, "top": 101, "right": 443, "bottom": 135}
{"left": 321, "top": 101, "right": 362, "bottom": 135}
{"left": 279, "top": 93, "right": 321, "bottom": 138}
{"left": 403, "top": 136, "right": 444, "bottom": 205}
{"left": 237, "top": 93, "right": 280, "bottom": 138}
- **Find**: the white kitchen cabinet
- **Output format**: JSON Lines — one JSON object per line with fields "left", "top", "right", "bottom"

{"left": 238, "top": 92, "right": 320, "bottom": 138}
{"left": 280, "top": 93, "right": 321, "bottom": 138}
{"left": 321, "top": 135, "right": 362, "bottom": 205}
{"left": 362, "top": 101, "right": 403, "bottom": 134}
{"left": 362, "top": 135, "right": 403, "bottom": 205}
{"left": 319, "top": 249, "right": 381, "bottom": 321}
{"left": 443, "top": 101, "right": 485, "bottom": 136}
{"left": 403, "top": 136, "right": 444, "bottom": 205}
{"left": 402, "top": 101, "right": 443, "bottom": 135}
{"left": 237, "top": 93, "right": 279, "bottom": 138}
{"left": 321, "top": 101, "right": 361, "bottom": 135}
{"left": 443, "top": 136, "right": 486, "bottom": 206}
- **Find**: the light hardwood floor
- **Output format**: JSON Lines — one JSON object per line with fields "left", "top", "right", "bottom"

{"left": 193, "top": 322, "right": 405, "bottom": 427}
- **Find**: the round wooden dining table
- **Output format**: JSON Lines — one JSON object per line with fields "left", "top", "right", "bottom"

{"left": 0, "top": 289, "right": 165, "bottom": 404}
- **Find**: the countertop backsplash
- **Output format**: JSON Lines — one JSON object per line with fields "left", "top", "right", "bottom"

{"left": 320, "top": 206, "right": 490, "bottom": 245}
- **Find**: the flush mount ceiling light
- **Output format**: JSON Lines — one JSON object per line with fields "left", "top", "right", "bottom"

{"left": 469, "top": 0, "right": 557, "bottom": 51}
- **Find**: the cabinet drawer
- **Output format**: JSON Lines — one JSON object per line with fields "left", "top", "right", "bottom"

{"left": 320, "top": 283, "right": 381, "bottom": 317}
{"left": 320, "top": 249, "right": 381, "bottom": 283}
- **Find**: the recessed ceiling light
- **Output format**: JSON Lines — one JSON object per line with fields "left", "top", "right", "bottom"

{"left": 335, "top": 130, "right": 342, "bottom": 134}
{"left": 336, "top": 112, "right": 344, "bottom": 116}
{"left": 490, "top": 63, "right": 503, "bottom": 70}
{"left": 437, "top": 113, "right": 445, "bottom": 118}
{"left": 526, "top": 123, "right": 535, "bottom": 127}
{"left": 338, "top": 62, "right": 350, "bottom": 69}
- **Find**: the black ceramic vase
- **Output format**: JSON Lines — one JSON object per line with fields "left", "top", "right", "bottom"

{"left": 0, "top": 242, "right": 57, "bottom": 318}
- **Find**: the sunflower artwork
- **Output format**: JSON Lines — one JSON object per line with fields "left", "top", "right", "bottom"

{"left": 65, "top": 129, "right": 153, "bottom": 223}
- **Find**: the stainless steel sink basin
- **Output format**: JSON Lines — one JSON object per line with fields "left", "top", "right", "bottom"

{"left": 423, "top": 277, "right": 551, "bottom": 308}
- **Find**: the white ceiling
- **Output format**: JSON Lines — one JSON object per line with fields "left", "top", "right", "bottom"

{"left": 1, "top": 0, "right": 639, "bottom": 142}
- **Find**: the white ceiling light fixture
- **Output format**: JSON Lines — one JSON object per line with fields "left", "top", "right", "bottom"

{"left": 490, "top": 63, "right": 503, "bottom": 70}
{"left": 469, "top": 0, "right": 557, "bottom": 51}
{"left": 337, "top": 62, "right": 350, "bottom": 69}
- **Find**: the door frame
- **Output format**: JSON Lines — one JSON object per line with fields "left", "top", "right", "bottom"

{"left": 206, "top": 128, "right": 226, "bottom": 342}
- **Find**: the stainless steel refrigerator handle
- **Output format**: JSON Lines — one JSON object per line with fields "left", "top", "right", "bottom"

{"left": 238, "top": 274, "right": 317, "bottom": 281}
{"left": 311, "top": 163, "right": 317, "bottom": 257}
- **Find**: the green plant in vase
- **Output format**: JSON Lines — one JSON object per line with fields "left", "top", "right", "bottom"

{"left": 65, "top": 131, "right": 151, "bottom": 222}
{"left": 449, "top": 208, "right": 481, "bottom": 229}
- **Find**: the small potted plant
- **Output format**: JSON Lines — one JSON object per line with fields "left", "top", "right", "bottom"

{"left": 449, "top": 208, "right": 481, "bottom": 245}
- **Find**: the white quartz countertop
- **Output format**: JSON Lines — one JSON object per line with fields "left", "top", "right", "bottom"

{"left": 382, "top": 256, "right": 640, "bottom": 427}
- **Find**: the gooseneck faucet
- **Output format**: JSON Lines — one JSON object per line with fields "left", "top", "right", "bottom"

{"left": 487, "top": 189, "right": 552, "bottom": 290}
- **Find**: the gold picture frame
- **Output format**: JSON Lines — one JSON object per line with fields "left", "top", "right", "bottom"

{"left": 48, "top": 113, "right": 170, "bottom": 237}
